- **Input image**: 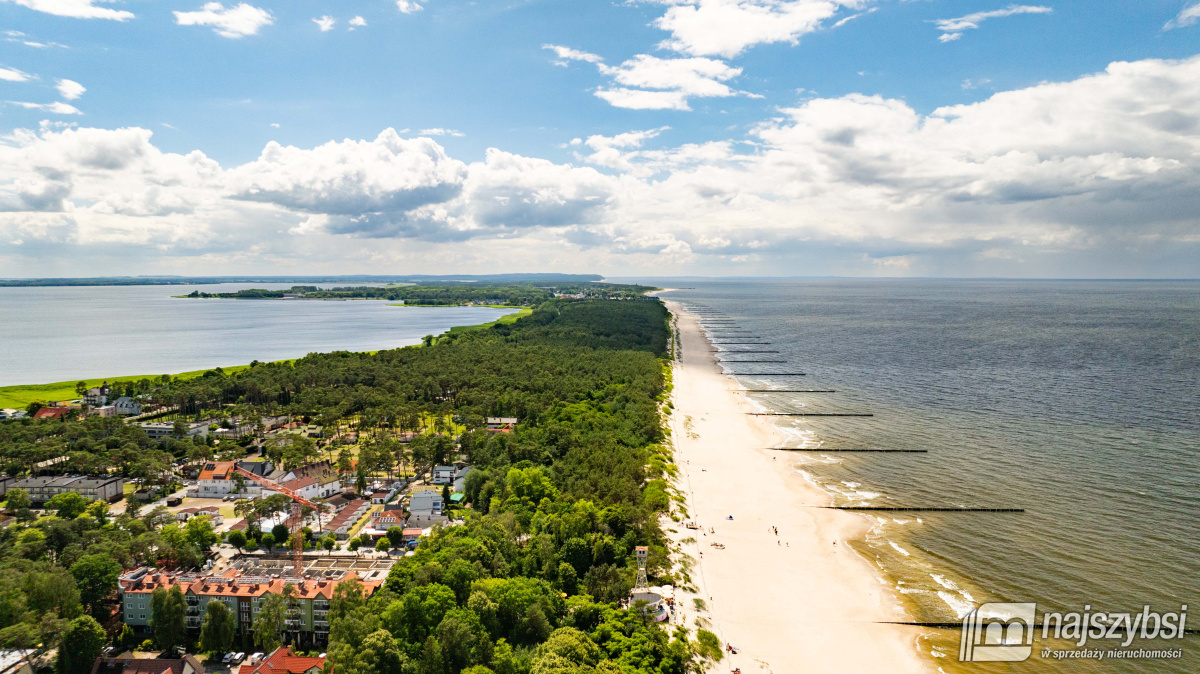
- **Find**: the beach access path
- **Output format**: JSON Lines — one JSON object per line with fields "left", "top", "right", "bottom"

{"left": 663, "top": 301, "right": 928, "bottom": 674}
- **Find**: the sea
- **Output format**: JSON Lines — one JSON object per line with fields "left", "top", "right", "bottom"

{"left": 0, "top": 283, "right": 516, "bottom": 386}
{"left": 631, "top": 279, "right": 1199, "bottom": 673}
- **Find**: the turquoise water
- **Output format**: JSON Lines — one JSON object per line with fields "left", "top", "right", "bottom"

{"left": 636, "top": 279, "right": 1199, "bottom": 673}
{"left": 0, "top": 283, "right": 515, "bottom": 386}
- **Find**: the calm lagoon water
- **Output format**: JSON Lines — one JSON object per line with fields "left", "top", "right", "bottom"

{"left": 0, "top": 283, "right": 516, "bottom": 385}
{"left": 628, "top": 279, "right": 1199, "bottom": 673}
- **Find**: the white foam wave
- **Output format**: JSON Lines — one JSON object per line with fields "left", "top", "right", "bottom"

{"left": 888, "top": 541, "right": 911, "bottom": 556}
{"left": 937, "top": 590, "right": 976, "bottom": 619}
{"left": 931, "top": 573, "right": 959, "bottom": 591}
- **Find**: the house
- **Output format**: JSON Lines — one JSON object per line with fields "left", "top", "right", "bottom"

{"left": 402, "top": 528, "right": 422, "bottom": 543}
{"left": 0, "top": 409, "right": 27, "bottom": 421}
{"left": 405, "top": 513, "right": 448, "bottom": 529}
{"left": 369, "top": 488, "right": 396, "bottom": 504}
{"left": 90, "top": 654, "right": 204, "bottom": 674}
{"left": 195, "top": 462, "right": 238, "bottom": 497}
{"left": 236, "top": 648, "right": 324, "bottom": 674}
{"left": 486, "top": 417, "right": 517, "bottom": 431}
{"left": 32, "top": 407, "right": 71, "bottom": 420}
{"left": 452, "top": 466, "right": 473, "bottom": 492}
{"left": 431, "top": 466, "right": 455, "bottom": 485}
{"left": 408, "top": 490, "right": 443, "bottom": 515}
{"left": 274, "top": 477, "right": 319, "bottom": 501}
{"left": 371, "top": 510, "right": 403, "bottom": 527}
{"left": 316, "top": 476, "right": 342, "bottom": 498}
{"left": 175, "top": 507, "right": 223, "bottom": 525}
{"left": 112, "top": 397, "right": 143, "bottom": 416}
{"left": 82, "top": 385, "right": 110, "bottom": 407}
{"left": 88, "top": 405, "right": 119, "bottom": 418}
{"left": 0, "top": 476, "right": 13, "bottom": 498}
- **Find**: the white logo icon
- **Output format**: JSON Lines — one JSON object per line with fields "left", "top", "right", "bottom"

{"left": 959, "top": 603, "right": 1037, "bottom": 662}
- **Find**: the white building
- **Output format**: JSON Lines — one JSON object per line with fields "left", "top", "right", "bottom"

{"left": 431, "top": 466, "right": 455, "bottom": 485}
{"left": 141, "top": 420, "right": 209, "bottom": 440}
{"left": 0, "top": 409, "right": 27, "bottom": 421}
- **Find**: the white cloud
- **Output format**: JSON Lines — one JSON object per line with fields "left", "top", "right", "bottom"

{"left": 269, "top": 122, "right": 280, "bottom": 128}
{"left": 2, "top": 0, "right": 134, "bottom": 21}
{"left": 419, "top": 128, "right": 465, "bottom": 137}
{"left": 396, "top": 0, "right": 422, "bottom": 14}
{"left": 652, "top": 0, "right": 861, "bottom": 58}
{"left": 6, "top": 55, "right": 1200, "bottom": 276}
{"left": 174, "top": 3, "right": 274, "bottom": 39}
{"left": 933, "top": 4, "right": 1052, "bottom": 42}
{"left": 313, "top": 15, "right": 335, "bottom": 32}
{"left": 549, "top": 48, "right": 753, "bottom": 110}
{"left": 1165, "top": 2, "right": 1200, "bottom": 29}
{"left": 543, "top": 44, "right": 604, "bottom": 66}
{"left": 55, "top": 78, "right": 85, "bottom": 100}
{"left": 349, "top": 15, "right": 367, "bottom": 28}
{"left": 594, "top": 88, "right": 691, "bottom": 111}
{"left": 10, "top": 101, "right": 82, "bottom": 114}
{"left": 0, "top": 66, "right": 32, "bottom": 82}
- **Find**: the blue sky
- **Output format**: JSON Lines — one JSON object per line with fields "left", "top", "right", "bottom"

{"left": 1, "top": 0, "right": 1199, "bottom": 277}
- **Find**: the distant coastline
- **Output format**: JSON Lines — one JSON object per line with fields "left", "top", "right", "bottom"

{"left": 0, "top": 273, "right": 604, "bottom": 287}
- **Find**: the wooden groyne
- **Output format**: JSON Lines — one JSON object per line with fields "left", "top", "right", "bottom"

{"left": 768, "top": 448, "right": 926, "bottom": 453}
{"left": 728, "top": 372, "right": 807, "bottom": 375}
{"left": 737, "top": 389, "right": 835, "bottom": 392}
{"left": 750, "top": 412, "right": 873, "bottom": 417}
{"left": 828, "top": 507, "right": 1024, "bottom": 512}
{"left": 721, "top": 360, "right": 789, "bottom": 363}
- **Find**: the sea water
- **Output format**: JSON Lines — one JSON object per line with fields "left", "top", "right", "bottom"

{"left": 637, "top": 279, "right": 1198, "bottom": 673}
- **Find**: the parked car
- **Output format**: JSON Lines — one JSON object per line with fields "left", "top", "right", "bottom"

{"left": 233, "top": 652, "right": 245, "bottom": 664}
{"left": 249, "top": 653, "right": 264, "bottom": 665}
{"left": 222, "top": 653, "right": 234, "bottom": 665}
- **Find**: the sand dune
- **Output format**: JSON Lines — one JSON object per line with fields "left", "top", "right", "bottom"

{"left": 664, "top": 302, "right": 929, "bottom": 674}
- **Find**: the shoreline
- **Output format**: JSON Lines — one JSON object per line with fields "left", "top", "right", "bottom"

{"left": 663, "top": 301, "right": 929, "bottom": 673}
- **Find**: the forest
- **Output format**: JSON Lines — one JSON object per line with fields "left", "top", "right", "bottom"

{"left": 0, "top": 297, "right": 716, "bottom": 674}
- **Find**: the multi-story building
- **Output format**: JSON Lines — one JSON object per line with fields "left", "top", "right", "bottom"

{"left": 117, "top": 568, "right": 382, "bottom": 647}
{"left": 11, "top": 475, "right": 124, "bottom": 503}
{"left": 140, "top": 421, "right": 210, "bottom": 441}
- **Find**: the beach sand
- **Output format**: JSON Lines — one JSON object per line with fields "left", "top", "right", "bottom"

{"left": 663, "top": 301, "right": 929, "bottom": 674}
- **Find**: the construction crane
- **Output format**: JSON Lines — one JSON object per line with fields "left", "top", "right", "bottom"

{"left": 233, "top": 466, "right": 318, "bottom": 577}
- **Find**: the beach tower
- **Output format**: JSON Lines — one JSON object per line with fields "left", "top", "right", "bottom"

{"left": 634, "top": 546, "right": 650, "bottom": 592}
{"left": 630, "top": 546, "right": 668, "bottom": 621}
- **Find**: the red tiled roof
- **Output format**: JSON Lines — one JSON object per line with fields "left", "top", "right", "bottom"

{"left": 120, "top": 569, "right": 380, "bottom": 600}
{"left": 282, "top": 477, "right": 318, "bottom": 490}
{"left": 34, "top": 407, "right": 70, "bottom": 419}
{"left": 238, "top": 648, "right": 323, "bottom": 674}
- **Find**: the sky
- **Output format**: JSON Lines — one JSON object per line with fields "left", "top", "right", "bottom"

{"left": 1, "top": 0, "right": 1199, "bottom": 278}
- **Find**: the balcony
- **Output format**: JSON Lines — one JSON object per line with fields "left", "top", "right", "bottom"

{"left": 186, "top": 606, "right": 199, "bottom": 616}
{"left": 313, "top": 609, "right": 328, "bottom": 618}
{"left": 313, "top": 601, "right": 330, "bottom": 610}
{"left": 314, "top": 621, "right": 329, "bottom": 633}
{"left": 186, "top": 596, "right": 199, "bottom": 605}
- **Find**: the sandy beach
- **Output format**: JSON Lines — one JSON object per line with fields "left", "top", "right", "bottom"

{"left": 663, "top": 301, "right": 929, "bottom": 674}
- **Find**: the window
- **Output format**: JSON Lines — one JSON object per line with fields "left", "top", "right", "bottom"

{"left": 140, "top": 614, "right": 146, "bottom": 619}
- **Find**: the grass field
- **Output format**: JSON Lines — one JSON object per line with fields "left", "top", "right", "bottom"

{"left": 0, "top": 365, "right": 254, "bottom": 409}
{"left": 0, "top": 309, "right": 526, "bottom": 410}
